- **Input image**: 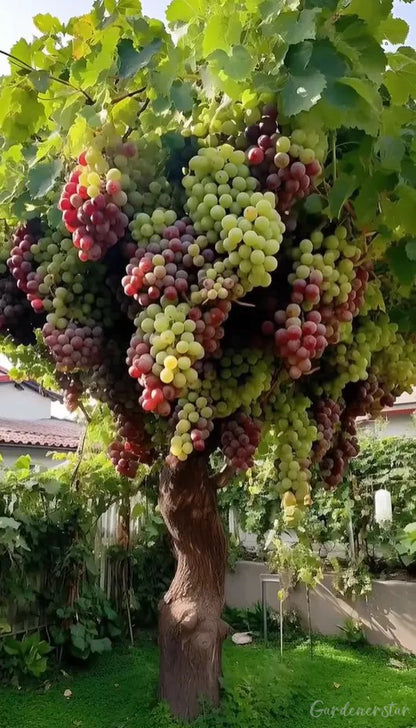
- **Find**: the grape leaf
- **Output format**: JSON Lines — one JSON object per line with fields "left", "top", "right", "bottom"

{"left": 328, "top": 174, "right": 358, "bottom": 219}
{"left": 33, "top": 13, "right": 62, "bottom": 34}
{"left": 384, "top": 47, "right": 416, "bottom": 105}
{"left": 78, "top": 106, "right": 103, "bottom": 129}
{"left": 305, "top": 0, "right": 337, "bottom": 7}
{"left": 405, "top": 240, "right": 416, "bottom": 262}
{"left": 381, "top": 185, "right": 416, "bottom": 235}
{"left": 338, "top": 77, "right": 382, "bottom": 113}
{"left": 47, "top": 204, "right": 62, "bottom": 229}
{"left": 262, "top": 8, "right": 320, "bottom": 42}
{"left": 322, "top": 77, "right": 381, "bottom": 136}
{"left": 28, "top": 71, "right": 50, "bottom": 93}
{"left": 310, "top": 39, "right": 348, "bottom": 79}
{"left": 333, "top": 17, "right": 386, "bottom": 84}
{"left": 209, "top": 47, "right": 254, "bottom": 81}
{"left": 280, "top": 67, "right": 326, "bottom": 116}
{"left": 9, "top": 38, "right": 32, "bottom": 68}
{"left": 374, "top": 136, "right": 405, "bottom": 172}
{"left": 378, "top": 17, "right": 409, "bottom": 44}
{"left": 77, "top": 31, "right": 119, "bottom": 87}
{"left": 170, "top": 81, "right": 195, "bottom": 112}
{"left": 387, "top": 244, "right": 416, "bottom": 286}
{"left": 285, "top": 41, "right": 313, "bottom": 74}
{"left": 117, "top": 38, "right": 162, "bottom": 79}
{"left": 343, "top": 0, "right": 392, "bottom": 25}
{"left": 203, "top": 15, "right": 231, "bottom": 55}
{"left": 166, "top": 0, "right": 203, "bottom": 23}
{"left": 202, "top": 15, "right": 242, "bottom": 56}
{"left": 27, "top": 159, "right": 63, "bottom": 199}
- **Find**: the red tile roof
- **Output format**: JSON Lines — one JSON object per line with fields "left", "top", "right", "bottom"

{"left": 0, "top": 418, "right": 81, "bottom": 450}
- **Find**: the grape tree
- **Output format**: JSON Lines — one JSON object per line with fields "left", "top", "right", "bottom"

{"left": 1, "top": 0, "right": 416, "bottom": 719}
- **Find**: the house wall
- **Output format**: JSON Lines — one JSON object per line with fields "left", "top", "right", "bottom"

{"left": 0, "top": 383, "right": 51, "bottom": 420}
{"left": 0, "top": 445, "right": 64, "bottom": 467}
{"left": 359, "top": 415, "right": 416, "bottom": 438}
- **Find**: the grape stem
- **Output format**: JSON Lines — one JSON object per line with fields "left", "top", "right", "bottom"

{"left": 111, "top": 86, "right": 146, "bottom": 104}
{"left": 0, "top": 49, "right": 95, "bottom": 105}
{"left": 235, "top": 300, "right": 255, "bottom": 308}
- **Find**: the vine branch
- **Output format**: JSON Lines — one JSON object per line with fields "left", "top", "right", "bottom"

{"left": 111, "top": 86, "right": 146, "bottom": 105}
{"left": 0, "top": 49, "right": 95, "bottom": 105}
{"left": 70, "top": 422, "right": 88, "bottom": 489}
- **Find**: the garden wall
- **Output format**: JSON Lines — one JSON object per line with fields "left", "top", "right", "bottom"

{"left": 225, "top": 560, "right": 416, "bottom": 654}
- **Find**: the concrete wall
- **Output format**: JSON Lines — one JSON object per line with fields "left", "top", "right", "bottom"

{"left": 225, "top": 561, "right": 416, "bottom": 654}
{"left": 0, "top": 383, "right": 51, "bottom": 420}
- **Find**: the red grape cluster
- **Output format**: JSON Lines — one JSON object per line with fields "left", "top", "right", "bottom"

{"left": 290, "top": 270, "right": 323, "bottom": 307}
{"left": 108, "top": 410, "right": 152, "bottom": 477}
{"left": 317, "top": 265, "right": 372, "bottom": 346}
{"left": 6, "top": 223, "right": 43, "bottom": 308}
{"left": 189, "top": 301, "right": 231, "bottom": 358}
{"left": 0, "top": 277, "right": 32, "bottom": 332}
{"left": 272, "top": 161, "right": 320, "bottom": 216}
{"left": 126, "top": 336, "right": 180, "bottom": 417}
{"left": 59, "top": 165, "right": 129, "bottom": 262}
{"left": 262, "top": 303, "right": 327, "bottom": 379}
{"left": 312, "top": 397, "right": 342, "bottom": 463}
{"left": 343, "top": 265, "right": 371, "bottom": 318}
{"left": 344, "top": 373, "right": 394, "bottom": 419}
{"left": 221, "top": 411, "right": 262, "bottom": 470}
{"left": 122, "top": 220, "right": 209, "bottom": 305}
{"left": 58, "top": 373, "right": 84, "bottom": 412}
{"left": 319, "top": 412, "right": 358, "bottom": 490}
{"left": 42, "top": 321, "right": 103, "bottom": 371}
{"left": 242, "top": 105, "right": 322, "bottom": 215}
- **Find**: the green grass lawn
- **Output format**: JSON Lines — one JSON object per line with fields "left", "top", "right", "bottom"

{"left": 1, "top": 637, "right": 416, "bottom": 728}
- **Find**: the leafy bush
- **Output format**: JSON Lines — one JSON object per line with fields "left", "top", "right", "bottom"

{"left": 396, "top": 522, "right": 416, "bottom": 571}
{"left": 331, "top": 560, "right": 373, "bottom": 602}
{"left": 49, "top": 585, "right": 121, "bottom": 661}
{"left": 0, "top": 634, "right": 52, "bottom": 685}
{"left": 107, "top": 534, "right": 174, "bottom": 629}
{"left": 0, "top": 453, "right": 144, "bottom": 678}
{"left": 338, "top": 618, "right": 367, "bottom": 646}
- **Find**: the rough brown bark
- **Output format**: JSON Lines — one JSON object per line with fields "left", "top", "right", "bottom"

{"left": 158, "top": 453, "right": 228, "bottom": 721}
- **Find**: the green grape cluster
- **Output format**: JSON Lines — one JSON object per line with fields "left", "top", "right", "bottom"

{"left": 199, "top": 347, "right": 274, "bottom": 418}
{"left": 135, "top": 302, "right": 205, "bottom": 388}
{"left": 277, "top": 127, "right": 327, "bottom": 165}
{"left": 125, "top": 177, "right": 174, "bottom": 217}
{"left": 170, "top": 394, "right": 214, "bottom": 460}
{"left": 267, "top": 388, "right": 318, "bottom": 527}
{"left": 371, "top": 334, "right": 416, "bottom": 396}
{"left": 215, "top": 196, "right": 284, "bottom": 292}
{"left": 322, "top": 315, "right": 398, "bottom": 399}
{"left": 129, "top": 208, "right": 178, "bottom": 245}
{"left": 182, "top": 144, "right": 259, "bottom": 235}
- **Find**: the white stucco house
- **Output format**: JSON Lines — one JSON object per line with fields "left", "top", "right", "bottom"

{"left": 0, "top": 366, "right": 81, "bottom": 466}
{"left": 358, "top": 388, "right": 416, "bottom": 438}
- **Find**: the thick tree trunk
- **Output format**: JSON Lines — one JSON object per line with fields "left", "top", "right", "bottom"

{"left": 158, "top": 453, "right": 228, "bottom": 721}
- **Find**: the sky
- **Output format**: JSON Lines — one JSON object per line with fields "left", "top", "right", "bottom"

{"left": 0, "top": 0, "right": 414, "bottom": 75}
